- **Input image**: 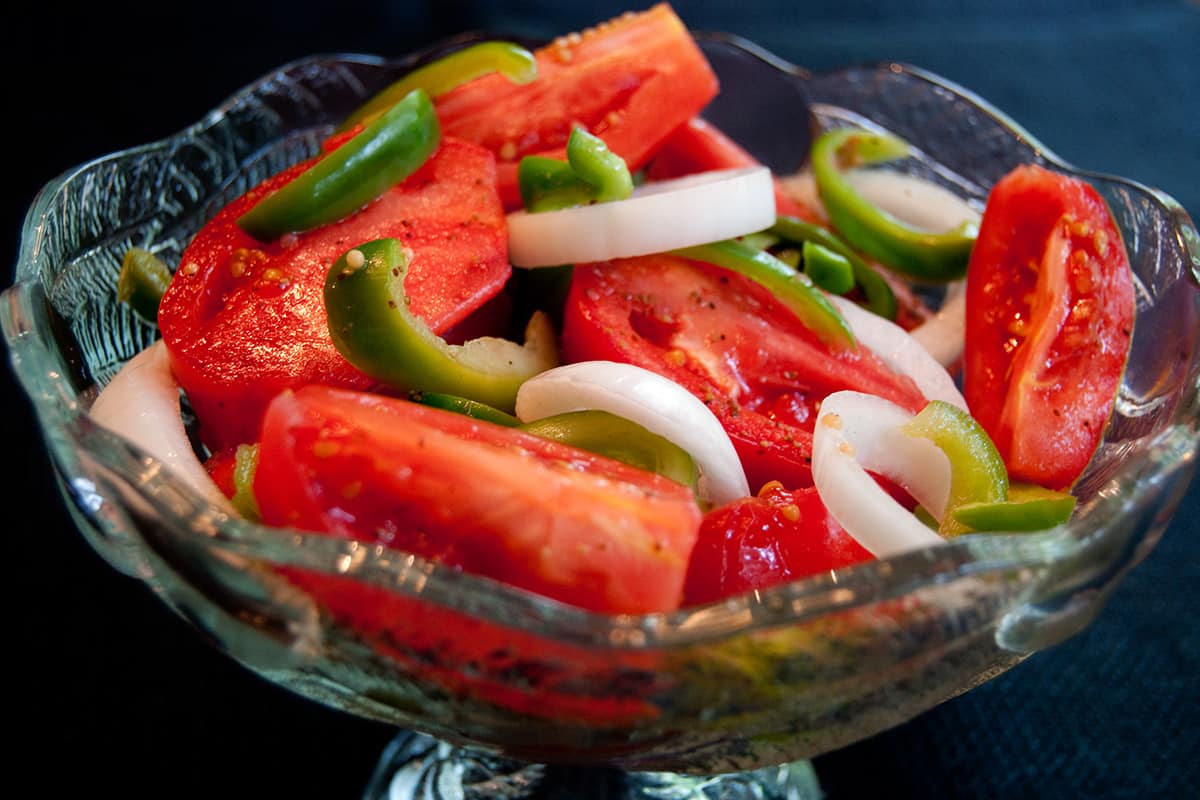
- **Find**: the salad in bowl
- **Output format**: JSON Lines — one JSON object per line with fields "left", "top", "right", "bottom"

{"left": 5, "top": 2, "right": 1198, "bottom": 784}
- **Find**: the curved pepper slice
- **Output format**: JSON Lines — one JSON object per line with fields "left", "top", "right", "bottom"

{"left": 324, "top": 238, "right": 557, "bottom": 411}
{"left": 769, "top": 214, "right": 897, "bottom": 319}
{"left": 801, "top": 241, "right": 856, "bottom": 295}
{"left": 519, "top": 410, "right": 699, "bottom": 492}
{"left": 408, "top": 391, "right": 521, "bottom": 427}
{"left": 904, "top": 399, "right": 1008, "bottom": 536}
{"left": 117, "top": 247, "right": 172, "bottom": 321}
{"left": 812, "top": 129, "right": 978, "bottom": 281}
{"left": 238, "top": 89, "right": 440, "bottom": 241}
{"left": 339, "top": 41, "right": 538, "bottom": 132}
{"left": 518, "top": 127, "right": 634, "bottom": 212}
{"left": 952, "top": 483, "right": 1076, "bottom": 531}
{"left": 673, "top": 238, "right": 856, "bottom": 351}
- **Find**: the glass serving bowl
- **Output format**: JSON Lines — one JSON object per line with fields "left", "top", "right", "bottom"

{"left": 4, "top": 32, "right": 1199, "bottom": 779}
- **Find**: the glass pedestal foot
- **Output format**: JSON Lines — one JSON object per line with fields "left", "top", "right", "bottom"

{"left": 362, "top": 730, "right": 823, "bottom": 800}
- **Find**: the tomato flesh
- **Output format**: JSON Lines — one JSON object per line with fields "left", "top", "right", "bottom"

{"left": 436, "top": 4, "right": 718, "bottom": 209}
{"left": 158, "top": 138, "right": 509, "bottom": 451}
{"left": 253, "top": 386, "right": 702, "bottom": 614}
{"left": 964, "top": 165, "right": 1134, "bottom": 489}
{"left": 561, "top": 254, "right": 928, "bottom": 491}
{"left": 683, "top": 483, "right": 872, "bottom": 606}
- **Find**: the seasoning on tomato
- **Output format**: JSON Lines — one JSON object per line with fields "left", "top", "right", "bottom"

{"left": 963, "top": 164, "right": 1135, "bottom": 490}
{"left": 253, "top": 386, "right": 703, "bottom": 614}
{"left": 158, "top": 138, "right": 510, "bottom": 452}
{"left": 683, "top": 481, "right": 872, "bottom": 606}
{"left": 561, "top": 254, "right": 928, "bottom": 491}
{"left": 434, "top": 3, "right": 719, "bottom": 209}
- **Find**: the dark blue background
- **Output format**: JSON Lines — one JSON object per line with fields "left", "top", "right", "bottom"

{"left": 5, "top": 2, "right": 1197, "bottom": 796}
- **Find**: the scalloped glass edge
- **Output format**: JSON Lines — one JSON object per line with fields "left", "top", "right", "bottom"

{"left": 4, "top": 34, "right": 1199, "bottom": 668}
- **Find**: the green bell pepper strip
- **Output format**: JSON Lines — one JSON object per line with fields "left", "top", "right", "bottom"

{"left": 230, "top": 443, "right": 262, "bottom": 522}
{"left": 952, "top": 483, "right": 1076, "bottom": 532}
{"left": 737, "top": 231, "right": 780, "bottom": 253}
{"left": 324, "top": 238, "right": 557, "bottom": 412}
{"left": 518, "top": 127, "right": 634, "bottom": 212}
{"left": 117, "top": 248, "right": 172, "bottom": 321}
{"left": 518, "top": 410, "right": 699, "bottom": 492}
{"left": 518, "top": 157, "right": 596, "bottom": 212}
{"left": 238, "top": 89, "right": 440, "bottom": 241}
{"left": 801, "top": 241, "right": 856, "bottom": 295}
{"left": 673, "top": 239, "right": 856, "bottom": 352}
{"left": 811, "top": 129, "right": 978, "bottom": 282}
{"left": 339, "top": 41, "right": 538, "bottom": 132}
{"left": 769, "top": 215, "right": 897, "bottom": 320}
{"left": 566, "top": 127, "right": 634, "bottom": 203}
{"left": 903, "top": 400, "right": 1008, "bottom": 536}
{"left": 408, "top": 391, "right": 521, "bottom": 427}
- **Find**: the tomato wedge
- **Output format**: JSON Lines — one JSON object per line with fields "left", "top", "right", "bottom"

{"left": 963, "top": 164, "right": 1134, "bottom": 490}
{"left": 435, "top": 4, "right": 718, "bottom": 209}
{"left": 561, "top": 254, "right": 928, "bottom": 491}
{"left": 158, "top": 138, "right": 509, "bottom": 452}
{"left": 253, "top": 385, "right": 702, "bottom": 614}
{"left": 683, "top": 483, "right": 872, "bottom": 606}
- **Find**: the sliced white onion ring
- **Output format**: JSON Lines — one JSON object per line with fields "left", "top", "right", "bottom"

{"left": 515, "top": 361, "right": 749, "bottom": 506}
{"left": 506, "top": 167, "right": 775, "bottom": 268}
{"left": 911, "top": 281, "right": 967, "bottom": 368}
{"left": 827, "top": 294, "right": 966, "bottom": 409}
{"left": 845, "top": 169, "right": 982, "bottom": 233}
{"left": 813, "top": 391, "right": 949, "bottom": 557}
{"left": 89, "top": 341, "right": 233, "bottom": 513}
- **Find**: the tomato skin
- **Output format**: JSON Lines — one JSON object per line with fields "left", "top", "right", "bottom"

{"left": 253, "top": 386, "right": 702, "bottom": 614}
{"left": 964, "top": 165, "right": 1134, "bottom": 489}
{"left": 435, "top": 4, "right": 718, "bottom": 209}
{"left": 644, "top": 116, "right": 822, "bottom": 223}
{"left": 158, "top": 138, "right": 509, "bottom": 452}
{"left": 561, "top": 254, "right": 928, "bottom": 491}
{"left": 683, "top": 484, "right": 872, "bottom": 606}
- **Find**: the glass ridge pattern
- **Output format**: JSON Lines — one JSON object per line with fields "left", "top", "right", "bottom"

{"left": 3, "top": 35, "right": 1198, "bottom": 773}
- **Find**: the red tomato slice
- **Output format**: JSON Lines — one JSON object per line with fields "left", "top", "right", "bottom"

{"left": 253, "top": 385, "right": 702, "bottom": 614}
{"left": 644, "top": 116, "right": 823, "bottom": 223}
{"left": 561, "top": 254, "right": 928, "bottom": 491}
{"left": 964, "top": 165, "right": 1134, "bottom": 490}
{"left": 159, "top": 138, "right": 509, "bottom": 452}
{"left": 683, "top": 483, "right": 872, "bottom": 606}
{"left": 435, "top": 4, "right": 718, "bottom": 209}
